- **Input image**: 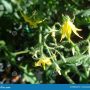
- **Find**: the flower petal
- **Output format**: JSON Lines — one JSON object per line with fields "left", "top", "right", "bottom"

{"left": 72, "top": 28, "right": 82, "bottom": 38}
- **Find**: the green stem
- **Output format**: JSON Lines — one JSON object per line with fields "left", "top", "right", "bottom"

{"left": 39, "top": 27, "right": 43, "bottom": 56}
{"left": 14, "top": 50, "right": 29, "bottom": 56}
{"left": 63, "top": 72, "right": 75, "bottom": 84}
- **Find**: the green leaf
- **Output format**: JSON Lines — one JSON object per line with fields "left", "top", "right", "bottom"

{"left": 21, "top": 65, "right": 39, "bottom": 84}
{"left": 0, "top": 40, "right": 6, "bottom": 48}
{"left": 58, "top": 54, "right": 90, "bottom": 67}
{"left": 1, "top": 0, "right": 13, "bottom": 13}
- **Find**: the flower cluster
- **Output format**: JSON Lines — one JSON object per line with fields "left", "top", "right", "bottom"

{"left": 60, "top": 16, "right": 82, "bottom": 42}
{"left": 35, "top": 56, "right": 52, "bottom": 70}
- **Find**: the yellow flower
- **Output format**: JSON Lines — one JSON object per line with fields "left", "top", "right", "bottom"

{"left": 60, "top": 16, "right": 82, "bottom": 42}
{"left": 35, "top": 57, "right": 52, "bottom": 70}
{"left": 21, "top": 12, "right": 45, "bottom": 28}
